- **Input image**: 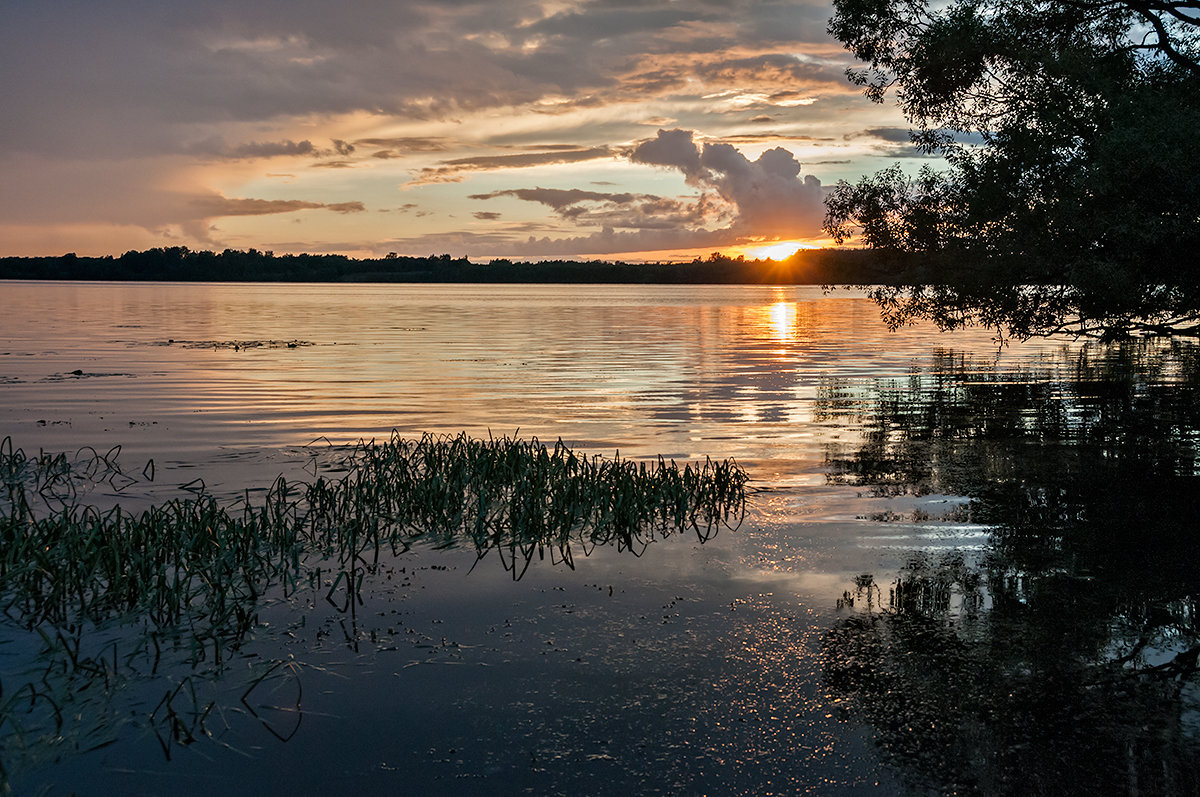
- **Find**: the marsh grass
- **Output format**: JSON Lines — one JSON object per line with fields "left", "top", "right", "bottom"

{"left": 0, "top": 432, "right": 747, "bottom": 783}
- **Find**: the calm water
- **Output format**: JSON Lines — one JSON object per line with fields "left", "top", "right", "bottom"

{"left": 2, "top": 281, "right": 1198, "bottom": 794}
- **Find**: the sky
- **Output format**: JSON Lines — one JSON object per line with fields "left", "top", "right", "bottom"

{"left": 0, "top": 1, "right": 922, "bottom": 262}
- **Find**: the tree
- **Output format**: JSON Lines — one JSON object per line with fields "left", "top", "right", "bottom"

{"left": 824, "top": 0, "right": 1200, "bottom": 339}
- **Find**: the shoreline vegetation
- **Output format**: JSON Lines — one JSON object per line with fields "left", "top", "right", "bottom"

{"left": 0, "top": 247, "right": 900, "bottom": 285}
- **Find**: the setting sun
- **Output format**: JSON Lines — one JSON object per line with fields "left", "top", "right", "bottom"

{"left": 741, "top": 241, "right": 816, "bottom": 261}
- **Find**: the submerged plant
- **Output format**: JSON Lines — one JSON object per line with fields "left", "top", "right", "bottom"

{"left": 0, "top": 432, "right": 747, "bottom": 783}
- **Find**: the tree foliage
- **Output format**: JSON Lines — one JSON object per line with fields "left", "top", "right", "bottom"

{"left": 825, "top": 0, "right": 1200, "bottom": 339}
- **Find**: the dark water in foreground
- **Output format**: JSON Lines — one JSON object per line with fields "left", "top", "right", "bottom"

{"left": 1, "top": 282, "right": 1198, "bottom": 794}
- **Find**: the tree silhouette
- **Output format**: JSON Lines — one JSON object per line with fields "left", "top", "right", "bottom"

{"left": 825, "top": 0, "right": 1200, "bottom": 339}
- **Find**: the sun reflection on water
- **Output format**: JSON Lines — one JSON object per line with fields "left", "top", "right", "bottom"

{"left": 768, "top": 301, "right": 798, "bottom": 342}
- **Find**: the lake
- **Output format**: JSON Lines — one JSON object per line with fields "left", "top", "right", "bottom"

{"left": 2, "top": 281, "right": 1198, "bottom": 794}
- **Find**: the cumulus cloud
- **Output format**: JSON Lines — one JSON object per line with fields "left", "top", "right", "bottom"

{"left": 630, "top": 128, "right": 827, "bottom": 237}
{"left": 629, "top": 129, "right": 706, "bottom": 178}
{"left": 453, "top": 130, "right": 828, "bottom": 257}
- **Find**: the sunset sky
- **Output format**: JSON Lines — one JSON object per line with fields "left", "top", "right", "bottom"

{"left": 0, "top": 1, "right": 923, "bottom": 262}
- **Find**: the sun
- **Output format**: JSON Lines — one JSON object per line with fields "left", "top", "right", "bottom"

{"left": 740, "top": 241, "right": 814, "bottom": 261}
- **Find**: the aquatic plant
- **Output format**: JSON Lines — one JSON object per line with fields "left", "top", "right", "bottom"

{"left": 0, "top": 432, "right": 747, "bottom": 782}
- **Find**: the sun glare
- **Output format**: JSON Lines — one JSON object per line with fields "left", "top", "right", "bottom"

{"left": 769, "top": 301, "right": 798, "bottom": 341}
{"left": 743, "top": 241, "right": 813, "bottom": 261}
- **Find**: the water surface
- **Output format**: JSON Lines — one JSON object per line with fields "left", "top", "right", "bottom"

{"left": 2, "top": 282, "right": 1197, "bottom": 794}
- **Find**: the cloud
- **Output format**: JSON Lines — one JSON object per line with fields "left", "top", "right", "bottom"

{"left": 722, "top": 132, "right": 835, "bottom": 145}
{"left": 325, "top": 202, "right": 367, "bottom": 214}
{"left": 470, "top": 187, "right": 643, "bottom": 211}
{"left": 473, "top": 211, "right": 502, "bottom": 220}
{"left": 453, "top": 129, "right": 828, "bottom": 257}
{"left": 524, "top": 7, "right": 707, "bottom": 41}
{"left": 378, "top": 225, "right": 735, "bottom": 260}
{"left": 178, "top": 195, "right": 366, "bottom": 243}
{"left": 355, "top": 137, "right": 453, "bottom": 151}
{"left": 615, "top": 50, "right": 850, "bottom": 109}
{"left": 0, "top": 2, "right": 859, "bottom": 162}
{"left": 695, "top": 53, "right": 834, "bottom": 90}
{"left": 629, "top": 129, "right": 705, "bottom": 178}
{"left": 189, "top": 196, "right": 365, "bottom": 217}
{"left": 0, "top": 154, "right": 367, "bottom": 236}
{"left": 857, "top": 126, "right": 988, "bottom": 157}
{"left": 361, "top": 137, "right": 455, "bottom": 159}
{"left": 863, "top": 127, "right": 917, "bottom": 144}
{"left": 187, "top": 138, "right": 317, "bottom": 159}
{"left": 412, "top": 147, "right": 615, "bottom": 184}
{"left": 631, "top": 128, "right": 827, "bottom": 237}
{"left": 473, "top": 187, "right": 714, "bottom": 231}
{"left": 0, "top": 1, "right": 897, "bottom": 257}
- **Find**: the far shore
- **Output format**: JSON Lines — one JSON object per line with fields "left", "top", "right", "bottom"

{"left": 0, "top": 247, "right": 906, "bottom": 285}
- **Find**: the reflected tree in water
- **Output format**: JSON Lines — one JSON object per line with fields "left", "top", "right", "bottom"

{"left": 820, "top": 342, "right": 1200, "bottom": 794}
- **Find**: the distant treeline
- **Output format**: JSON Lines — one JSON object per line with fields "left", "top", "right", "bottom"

{"left": 0, "top": 247, "right": 905, "bottom": 284}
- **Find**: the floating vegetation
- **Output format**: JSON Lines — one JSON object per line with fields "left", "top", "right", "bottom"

{"left": 159, "top": 339, "right": 315, "bottom": 350}
{"left": 0, "top": 432, "right": 747, "bottom": 782}
{"left": 39, "top": 370, "right": 136, "bottom": 382}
